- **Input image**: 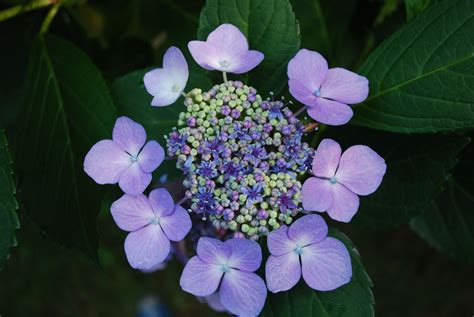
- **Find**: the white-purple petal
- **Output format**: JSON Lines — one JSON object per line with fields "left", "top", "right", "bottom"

{"left": 83, "top": 139, "right": 130, "bottom": 185}
{"left": 137, "top": 141, "right": 164, "bottom": 173}
{"left": 180, "top": 256, "right": 223, "bottom": 297}
{"left": 110, "top": 194, "right": 154, "bottom": 232}
{"left": 288, "top": 49, "right": 328, "bottom": 93}
{"left": 312, "top": 138, "right": 342, "bottom": 178}
{"left": 112, "top": 116, "right": 146, "bottom": 156}
{"left": 159, "top": 205, "right": 191, "bottom": 241}
{"left": 162, "top": 46, "right": 189, "bottom": 88}
{"left": 321, "top": 67, "right": 369, "bottom": 104}
{"left": 265, "top": 253, "right": 301, "bottom": 293}
{"left": 288, "top": 214, "right": 328, "bottom": 247}
{"left": 148, "top": 188, "right": 175, "bottom": 217}
{"left": 124, "top": 224, "right": 170, "bottom": 270}
{"left": 197, "top": 237, "right": 231, "bottom": 265}
{"left": 207, "top": 24, "right": 249, "bottom": 53}
{"left": 204, "top": 292, "right": 228, "bottom": 313}
{"left": 219, "top": 269, "right": 267, "bottom": 316}
{"left": 301, "top": 177, "right": 333, "bottom": 212}
{"left": 118, "top": 163, "right": 152, "bottom": 195}
{"left": 336, "top": 145, "right": 387, "bottom": 196}
{"left": 187, "top": 41, "right": 218, "bottom": 71}
{"left": 267, "top": 225, "right": 297, "bottom": 256}
{"left": 225, "top": 238, "right": 262, "bottom": 272}
{"left": 228, "top": 50, "right": 264, "bottom": 74}
{"left": 307, "top": 98, "right": 353, "bottom": 126}
{"left": 327, "top": 183, "right": 360, "bottom": 222}
{"left": 288, "top": 79, "right": 318, "bottom": 108}
{"left": 301, "top": 237, "right": 352, "bottom": 291}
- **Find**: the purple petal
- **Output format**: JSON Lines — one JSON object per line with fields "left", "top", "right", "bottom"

{"left": 265, "top": 253, "right": 301, "bottom": 293}
{"left": 124, "top": 225, "right": 170, "bottom": 270}
{"left": 113, "top": 116, "right": 146, "bottom": 156}
{"left": 144, "top": 68, "right": 182, "bottom": 107}
{"left": 188, "top": 41, "right": 219, "bottom": 71}
{"left": 288, "top": 79, "right": 318, "bottom": 107}
{"left": 312, "top": 138, "right": 341, "bottom": 178}
{"left": 162, "top": 46, "right": 189, "bottom": 88}
{"left": 307, "top": 98, "right": 353, "bottom": 126}
{"left": 336, "top": 145, "right": 387, "bottom": 196}
{"left": 267, "top": 225, "right": 297, "bottom": 256}
{"left": 327, "top": 183, "right": 360, "bottom": 222}
{"left": 140, "top": 260, "right": 167, "bottom": 273}
{"left": 207, "top": 24, "right": 249, "bottom": 53}
{"left": 288, "top": 214, "right": 328, "bottom": 247}
{"left": 228, "top": 50, "right": 264, "bottom": 74}
{"left": 118, "top": 163, "right": 151, "bottom": 195}
{"left": 301, "top": 237, "right": 352, "bottom": 291}
{"left": 197, "top": 237, "right": 231, "bottom": 265}
{"left": 204, "top": 292, "right": 228, "bottom": 313}
{"left": 148, "top": 188, "right": 175, "bottom": 217}
{"left": 220, "top": 270, "right": 267, "bottom": 316}
{"left": 180, "top": 256, "right": 223, "bottom": 297}
{"left": 138, "top": 140, "right": 164, "bottom": 173}
{"left": 288, "top": 49, "right": 328, "bottom": 93}
{"left": 301, "top": 177, "right": 333, "bottom": 213}
{"left": 321, "top": 68, "right": 369, "bottom": 104}
{"left": 110, "top": 194, "right": 154, "bottom": 231}
{"left": 225, "top": 238, "right": 262, "bottom": 272}
{"left": 160, "top": 205, "right": 191, "bottom": 241}
{"left": 83, "top": 140, "right": 129, "bottom": 184}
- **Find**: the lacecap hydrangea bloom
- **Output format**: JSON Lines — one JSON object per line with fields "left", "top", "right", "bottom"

{"left": 83, "top": 23, "right": 386, "bottom": 316}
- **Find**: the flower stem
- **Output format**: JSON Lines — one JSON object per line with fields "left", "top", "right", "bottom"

{"left": 222, "top": 71, "right": 228, "bottom": 84}
{"left": 293, "top": 105, "right": 307, "bottom": 118}
{"left": 177, "top": 196, "right": 188, "bottom": 206}
{"left": 181, "top": 92, "right": 187, "bottom": 98}
{"left": 0, "top": 0, "right": 55, "bottom": 22}
{"left": 164, "top": 156, "right": 176, "bottom": 161}
{"left": 39, "top": 2, "right": 60, "bottom": 34}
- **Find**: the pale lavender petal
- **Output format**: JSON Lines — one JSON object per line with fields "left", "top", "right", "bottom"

{"left": 113, "top": 116, "right": 146, "bottom": 156}
{"left": 141, "top": 260, "right": 167, "bottom": 273}
{"left": 180, "top": 256, "right": 223, "bottom": 297}
{"left": 220, "top": 269, "right": 267, "bottom": 317}
{"left": 265, "top": 253, "right": 301, "bottom": 293}
{"left": 227, "top": 50, "right": 264, "bottom": 74}
{"left": 301, "top": 177, "right": 333, "bottom": 215}
{"left": 148, "top": 188, "right": 175, "bottom": 217}
{"left": 336, "top": 145, "right": 387, "bottom": 196}
{"left": 287, "top": 49, "right": 328, "bottom": 93}
{"left": 137, "top": 141, "right": 164, "bottom": 173}
{"left": 110, "top": 194, "right": 154, "bottom": 231}
{"left": 321, "top": 68, "right": 369, "bottom": 104}
{"left": 288, "top": 79, "right": 318, "bottom": 107}
{"left": 197, "top": 237, "right": 231, "bottom": 265}
{"left": 327, "top": 183, "right": 360, "bottom": 222}
{"left": 204, "top": 292, "right": 227, "bottom": 313}
{"left": 160, "top": 205, "right": 191, "bottom": 241}
{"left": 144, "top": 68, "right": 181, "bottom": 107}
{"left": 150, "top": 92, "right": 180, "bottom": 107}
{"left": 207, "top": 24, "right": 249, "bottom": 53}
{"left": 124, "top": 225, "right": 170, "bottom": 270}
{"left": 312, "top": 138, "right": 342, "bottom": 178}
{"left": 188, "top": 41, "right": 219, "bottom": 71}
{"left": 118, "top": 163, "right": 151, "bottom": 195}
{"left": 225, "top": 238, "right": 262, "bottom": 272}
{"left": 301, "top": 237, "right": 352, "bottom": 291}
{"left": 307, "top": 98, "right": 353, "bottom": 126}
{"left": 162, "top": 46, "right": 189, "bottom": 88}
{"left": 267, "top": 225, "right": 297, "bottom": 256}
{"left": 83, "top": 140, "right": 129, "bottom": 184}
{"left": 288, "top": 214, "right": 328, "bottom": 247}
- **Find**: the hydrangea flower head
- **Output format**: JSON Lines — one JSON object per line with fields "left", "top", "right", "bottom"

{"left": 288, "top": 49, "right": 369, "bottom": 125}
{"left": 144, "top": 46, "right": 189, "bottom": 107}
{"left": 84, "top": 116, "right": 164, "bottom": 195}
{"left": 265, "top": 214, "right": 352, "bottom": 292}
{"left": 111, "top": 188, "right": 191, "bottom": 270}
{"left": 180, "top": 237, "right": 267, "bottom": 316}
{"left": 302, "top": 139, "right": 387, "bottom": 222}
{"left": 188, "top": 24, "right": 264, "bottom": 74}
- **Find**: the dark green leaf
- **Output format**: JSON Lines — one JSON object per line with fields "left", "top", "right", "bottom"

{"left": 261, "top": 229, "right": 374, "bottom": 317}
{"left": 198, "top": 0, "right": 300, "bottom": 95}
{"left": 405, "top": 0, "right": 431, "bottom": 20}
{"left": 12, "top": 34, "right": 117, "bottom": 264}
{"left": 353, "top": 0, "right": 474, "bottom": 133}
{"left": 0, "top": 130, "right": 19, "bottom": 269}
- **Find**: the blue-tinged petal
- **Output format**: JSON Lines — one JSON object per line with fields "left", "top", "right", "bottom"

{"left": 110, "top": 194, "right": 154, "bottom": 232}
{"left": 118, "top": 163, "right": 151, "bottom": 195}
{"left": 148, "top": 188, "right": 175, "bottom": 217}
{"left": 180, "top": 256, "right": 223, "bottom": 297}
{"left": 160, "top": 205, "right": 191, "bottom": 241}
{"left": 265, "top": 253, "right": 301, "bottom": 293}
{"left": 267, "top": 225, "right": 297, "bottom": 256}
{"left": 138, "top": 140, "right": 164, "bottom": 173}
{"left": 287, "top": 49, "right": 328, "bottom": 93}
{"left": 301, "top": 177, "right": 333, "bottom": 213}
{"left": 197, "top": 237, "right": 231, "bottom": 265}
{"left": 225, "top": 238, "right": 262, "bottom": 272}
{"left": 327, "top": 183, "right": 360, "bottom": 223}
{"left": 288, "top": 214, "right": 328, "bottom": 247}
{"left": 113, "top": 116, "right": 146, "bottom": 156}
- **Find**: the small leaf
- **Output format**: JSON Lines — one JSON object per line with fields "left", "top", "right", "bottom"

{"left": 353, "top": 0, "right": 474, "bottom": 133}
{"left": 261, "top": 228, "right": 374, "bottom": 317}
{"left": 12, "top": 34, "right": 117, "bottom": 263}
{"left": 198, "top": 0, "right": 300, "bottom": 95}
{"left": 405, "top": 0, "right": 430, "bottom": 20}
{"left": 0, "top": 130, "right": 19, "bottom": 269}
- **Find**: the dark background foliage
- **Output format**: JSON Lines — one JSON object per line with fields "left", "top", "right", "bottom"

{"left": 0, "top": 0, "right": 473, "bottom": 316}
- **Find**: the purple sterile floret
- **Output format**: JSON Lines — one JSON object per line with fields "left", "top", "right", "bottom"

{"left": 144, "top": 46, "right": 189, "bottom": 107}
{"left": 110, "top": 188, "right": 192, "bottom": 270}
{"left": 301, "top": 138, "right": 387, "bottom": 222}
{"left": 265, "top": 214, "right": 352, "bottom": 293}
{"left": 180, "top": 237, "right": 267, "bottom": 316}
{"left": 84, "top": 116, "right": 164, "bottom": 195}
{"left": 287, "top": 49, "right": 369, "bottom": 126}
{"left": 188, "top": 24, "right": 264, "bottom": 74}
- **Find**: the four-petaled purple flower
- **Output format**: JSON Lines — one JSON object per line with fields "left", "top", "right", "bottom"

{"left": 144, "top": 46, "right": 189, "bottom": 107}
{"left": 188, "top": 24, "right": 264, "bottom": 74}
{"left": 111, "top": 188, "right": 191, "bottom": 270}
{"left": 268, "top": 101, "right": 285, "bottom": 120}
{"left": 241, "top": 183, "right": 264, "bottom": 208}
{"left": 84, "top": 116, "right": 164, "bottom": 195}
{"left": 266, "top": 214, "right": 352, "bottom": 292}
{"left": 288, "top": 49, "right": 369, "bottom": 126}
{"left": 180, "top": 237, "right": 267, "bottom": 316}
{"left": 302, "top": 139, "right": 386, "bottom": 222}
{"left": 197, "top": 161, "right": 219, "bottom": 179}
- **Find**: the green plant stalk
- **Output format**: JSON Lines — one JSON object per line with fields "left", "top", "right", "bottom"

{"left": 40, "top": 2, "right": 61, "bottom": 34}
{"left": 0, "top": 0, "right": 56, "bottom": 22}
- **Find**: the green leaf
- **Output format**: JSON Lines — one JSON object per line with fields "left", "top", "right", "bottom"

{"left": 12, "top": 34, "right": 117, "bottom": 263}
{"left": 261, "top": 229, "right": 374, "bottom": 317}
{"left": 0, "top": 130, "right": 19, "bottom": 269}
{"left": 405, "top": 0, "right": 430, "bottom": 20}
{"left": 353, "top": 0, "right": 474, "bottom": 133}
{"left": 197, "top": 0, "right": 300, "bottom": 95}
